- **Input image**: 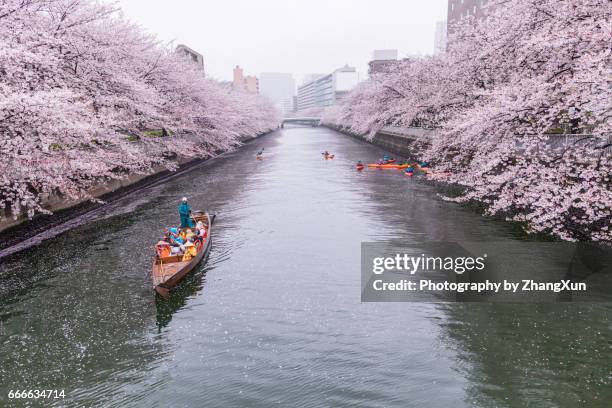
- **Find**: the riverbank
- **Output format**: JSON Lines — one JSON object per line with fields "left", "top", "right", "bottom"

{"left": 323, "top": 124, "right": 432, "bottom": 160}
{"left": 322, "top": 124, "right": 557, "bottom": 242}
{"left": 0, "top": 130, "right": 275, "bottom": 252}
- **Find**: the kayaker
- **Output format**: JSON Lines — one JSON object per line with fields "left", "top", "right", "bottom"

{"left": 178, "top": 197, "right": 194, "bottom": 228}
{"left": 419, "top": 161, "right": 429, "bottom": 168}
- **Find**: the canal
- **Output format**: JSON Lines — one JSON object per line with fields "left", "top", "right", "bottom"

{"left": 0, "top": 127, "right": 610, "bottom": 407}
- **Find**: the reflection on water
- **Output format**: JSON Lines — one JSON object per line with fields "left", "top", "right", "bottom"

{"left": 155, "top": 251, "right": 216, "bottom": 330}
{"left": 0, "top": 127, "right": 610, "bottom": 407}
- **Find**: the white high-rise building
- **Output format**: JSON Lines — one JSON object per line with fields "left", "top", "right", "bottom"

{"left": 297, "top": 65, "right": 359, "bottom": 111}
{"left": 372, "top": 49, "right": 398, "bottom": 61}
{"left": 368, "top": 49, "right": 399, "bottom": 75}
{"left": 434, "top": 20, "right": 448, "bottom": 55}
{"left": 259, "top": 73, "right": 296, "bottom": 116}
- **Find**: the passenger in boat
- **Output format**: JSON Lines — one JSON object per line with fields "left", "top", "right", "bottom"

{"left": 182, "top": 241, "right": 198, "bottom": 262}
{"left": 195, "top": 221, "right": 207, "bottom": 239}
{"left": 168, "top": 227, "right": 184, "bottom": 245}
{"left": 184, "top": 229, "right": 196, "bottom": 243}
{"left": 193, "top": 233, "right": 203, "bottom": 250}
{"left": 155, "top": 241, "right": 171, "bottom": 258}
{"left": 162, "top": 228, "right": 172, "bottom": 243}
{"left": 178, "top": 197, "right": 194, "bottom": 228}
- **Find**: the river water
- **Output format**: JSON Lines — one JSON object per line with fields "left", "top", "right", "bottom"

{"left": 0, "top": 127, "right": 610, "bottom": 407}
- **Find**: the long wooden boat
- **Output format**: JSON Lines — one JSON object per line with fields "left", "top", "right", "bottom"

{"left": 152, "top": 211, "right": 215, "bottom": 297}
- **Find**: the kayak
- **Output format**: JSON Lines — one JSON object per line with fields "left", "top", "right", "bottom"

{"left": 356, "top": 164, "right": 364, "bottom": 171}
{"left": 325, "top": 154, "right": 335, "bottom": 160}
{"left": 152, "top": 211, "right": 214, "bottom": 297}
{"left": 367, "top": 163, "right": 409, "bottom": 169}
{"left": 256, "top": 156, "right": 263, "bottom": 160}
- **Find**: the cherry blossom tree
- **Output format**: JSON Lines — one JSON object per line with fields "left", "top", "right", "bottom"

{"left": 0, "top": 0, "right": 279, "bottom": 220}
{"left": 325, "top": 0, "right": 611, "bottom": 241}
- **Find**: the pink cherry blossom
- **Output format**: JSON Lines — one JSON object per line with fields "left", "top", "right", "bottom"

{"left": 325, "top": 0, "right": 611, "bottom": 241}
{"left": 0, "top": 0, "right": 279, "bottom": 220}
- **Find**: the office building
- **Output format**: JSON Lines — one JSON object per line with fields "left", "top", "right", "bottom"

{"left": 259, "top": 72, "right": 296, "bottom": 116}
{"left": 232, "top": 66, "right": 258, "bottom": 94}
{"left": 434, "top": 21, "right": 448, "bottom": 55}
{"left": 447, "top": 0, "right": 489, "bottom": 24}
{"left": 368, "top": 49, "right": 399, "bottom": 75}
{"left": 297, "top": 65, "right": 359, "bottom": 111}
{"left": 176, "top": 44, "right": 205, "bottom": 74}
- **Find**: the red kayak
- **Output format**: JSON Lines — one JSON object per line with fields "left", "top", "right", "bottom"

{"left": 356, "top": 164, "right": 364, "bottom": 171}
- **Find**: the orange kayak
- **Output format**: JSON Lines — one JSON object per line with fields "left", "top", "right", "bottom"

{"left": 367, "top": 163, "right": 409, "bottom": 169}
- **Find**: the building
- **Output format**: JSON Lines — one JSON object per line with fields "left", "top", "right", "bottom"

{"left": 244, "top": 75, "right": 259, "bottom": 94}
{"left": 302, "top": 74, "right": 324, "bottom": 84}
{"left": 447, "top": 0, "right": 489, "bottom": 24}
{"left": 176, "top": 44, "right": 205, "bottom": 73}
{"left": 446, "top": 0, "right": 493, "bottom": 49}
{"left": 297, "top": 65, "right": 359, "bottom": 111}
{"left": 279, "top": 98, "right": 294, "bottom": 116}
{"left": 259, "top": 72, "right": 296, "bottom": 116}
{"left": 434, "top": 20, "right": 448, "bottom": 55}
{"left": 368, "top": 49, "right": 399, "bottom": 75}
{"left": 232, "top": 66, "right": 258, "bottom": 94}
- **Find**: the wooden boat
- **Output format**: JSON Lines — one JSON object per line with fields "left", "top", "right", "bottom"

{"left": 324, "top": 154, "right": 335, "bottom": 160}
{"left": 152, "top": 211, "right": 215, "bottom": 297}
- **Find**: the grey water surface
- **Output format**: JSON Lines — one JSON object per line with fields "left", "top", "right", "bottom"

{"left": 0, "top": 127, "right": 610, "bottom": 407}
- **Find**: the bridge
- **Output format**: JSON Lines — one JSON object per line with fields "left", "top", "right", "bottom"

{"left": 281, "top": 117, "right": 321, "bottom": 128}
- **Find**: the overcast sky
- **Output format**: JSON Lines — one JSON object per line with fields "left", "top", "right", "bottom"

{"left": 118, "top": 0, "right": 447, "bottom": 84}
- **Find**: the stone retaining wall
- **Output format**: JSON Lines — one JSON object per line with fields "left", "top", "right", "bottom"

{"left": 325, "top": 125, "right": 433, "bottom": 159}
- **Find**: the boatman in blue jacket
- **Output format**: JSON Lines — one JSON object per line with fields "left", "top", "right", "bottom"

{"left": 178, "top": 197, "right": 194, "bottom": 228}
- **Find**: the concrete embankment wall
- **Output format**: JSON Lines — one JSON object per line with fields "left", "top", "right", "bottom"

{"left": 0, "top": 130, "right": 274, "bottom": 237}
{"left": 325, "top": 124, "right": 434, "bottom": 159}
